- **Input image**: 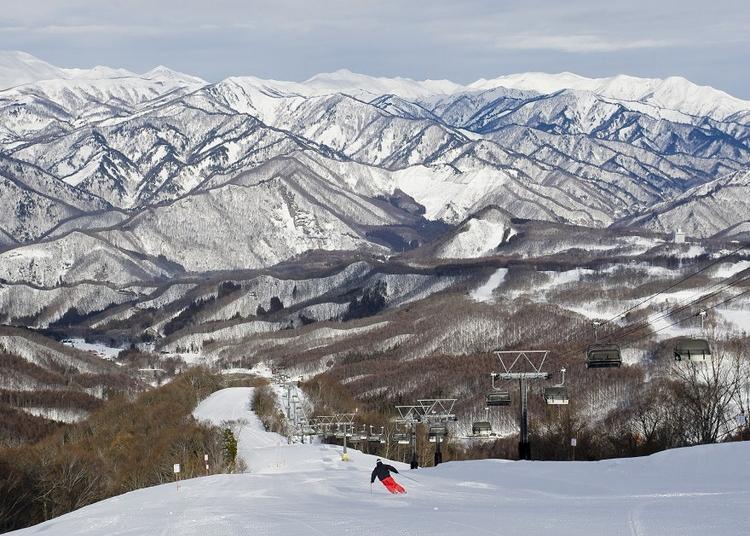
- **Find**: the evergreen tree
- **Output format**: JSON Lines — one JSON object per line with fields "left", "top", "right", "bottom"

{"left": 222, "top": 428, "right": 238, "bottom": 470}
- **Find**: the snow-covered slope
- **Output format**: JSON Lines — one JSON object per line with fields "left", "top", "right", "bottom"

{"left": 468, "top": 72, "right": 750, "bottom": 121}
{"left": 13, "top": 387, "right": 750, "bottom": 535}
{"left": 435, "top": 206, "right": 516, "bottom": 259}
{"left": 0, "top": 50, "right": 199, "bottom": 91}
{"left": 193, "top": 387, "right": 287, "bottom": 455}
{"left": 619, "top": 169, "right": 750, "bottom": 237}
{"left": 0, "top": 51, "right": 137, "bottom": 90}
{"left": 0, "top": 51, "right": 69, "bottom": 90}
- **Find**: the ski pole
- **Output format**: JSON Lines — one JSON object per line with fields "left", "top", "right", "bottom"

{"left": 400, "top": 474, "right": 419, "bottom": 483}
{"left": 370, "top": 482, "right": 373, "bottom": 495}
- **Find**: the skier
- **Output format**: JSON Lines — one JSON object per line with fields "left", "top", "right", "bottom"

{"left": 370, "top": 459, "right": 406, "bottom": 494}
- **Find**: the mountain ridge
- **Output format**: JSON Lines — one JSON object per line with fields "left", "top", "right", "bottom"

{"left": 3, "top": 51, "right": 749, "bottom": 119}
{"left": 1, "top": 50, "right": 749, "bottom": 309}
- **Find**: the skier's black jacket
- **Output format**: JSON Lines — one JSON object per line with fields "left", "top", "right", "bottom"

{"left": 370, "top": 460, "right": 399, "bottom": 483}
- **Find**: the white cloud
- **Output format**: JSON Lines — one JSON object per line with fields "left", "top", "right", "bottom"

{"left": 492, "top": 34, "right": 681, "bottom": 53}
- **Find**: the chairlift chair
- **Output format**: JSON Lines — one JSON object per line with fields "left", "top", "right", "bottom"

{"left": 394, "top": 433, "right": 410, "bottom": 445}
{"left": 544, "top": 386, "right": 569, "bottom": 405}
{"left": 486, "top": 391, "right": 511, "bottom": 407}
{"left": 585, "top": 344, "right": 622, "bottom": 368}
{"left": 472, "top": 421, "right": 493, "bottom": 437}
{"left": 428, "top": 425, "right": 447, "bottom": 443}
{"left": 674, "top": 338, "right": 711, "bottom": 362}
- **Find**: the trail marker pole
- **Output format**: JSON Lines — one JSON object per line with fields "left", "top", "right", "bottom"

{"left": 173, "top": 463, "right": 181, "bottom": 491}
{"left": 204, "top": 454, "right": 209, "bottom": 475}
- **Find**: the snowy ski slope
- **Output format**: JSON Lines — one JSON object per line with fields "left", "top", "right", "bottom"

{"left": 11, "top": 388, "right": 750, "bottom": 535}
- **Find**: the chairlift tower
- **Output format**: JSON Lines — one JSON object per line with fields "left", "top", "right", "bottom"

{"left": 314, "top": 413, "right": 355, "bottom": 460}
{"left": 290, "top": 394, "right": 314, "bottom": 443}
{"left": 417, "top": 399, "right": 457, "bottom": 466}
{"left": 492, "top": 350, "right": 550, "bottom": 460}
{"left": 279, "top": 378, "right": 295, "bottom": 420}
{"left": 395, "top": 405, "right": 424, "bottom": 469}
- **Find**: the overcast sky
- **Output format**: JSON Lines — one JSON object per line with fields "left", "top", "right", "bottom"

{"left": 2, "top": 0, "right": 749, "bottom": 97}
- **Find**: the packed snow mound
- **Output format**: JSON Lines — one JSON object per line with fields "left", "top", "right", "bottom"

{"left": 13, "top": 385, "right": 750, "bottom": 535}
{"left": 436, "top": 206, "right": 516, "bottom": 259}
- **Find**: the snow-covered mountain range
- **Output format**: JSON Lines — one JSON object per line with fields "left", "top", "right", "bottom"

{"left": 1, "top": 51, "right": 749, "bottom": 295}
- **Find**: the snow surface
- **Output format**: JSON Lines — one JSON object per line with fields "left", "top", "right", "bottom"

{"left": 61, "top": 338, "right": 123, "bottom": 360}
{"left": 437, "top": 216, "right": 515, "bottom": 259}
{"left": 467, "top": 72, "right": 750, "bottom": 120}
{"left": 193, "top": 387, "right": 287, "bottom": 456}
{"left": 470, "top": 268, "right": 508, "bottom": 303}
{"left": 14, "top": 387, "right": 750, "bottom": 535}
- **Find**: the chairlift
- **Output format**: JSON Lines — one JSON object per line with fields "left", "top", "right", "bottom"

{"left": 544, "top": 368, "right": 569, "bottom": 405}
{"left": 368, "top": 434, "right": 384, "bottom": 443}
{"left": 486, "top": 391, "right": 511, "bottom": 407}
{"left": 394, "top": 433, "right": 410, "bottom": 445}
{"left": 428, "top": 425, "right": 447, "bottom": 443}
{"left": 544, "top": 386, "right": 569, "bottom": 405}
{"left": 674, "top": 338, "right": 711, "bottom": 362}
{"left": 585, "top": 344, "right": 622, "bottom": 368}
{"left": 471, "top": 421, "right": 493, "bottom": 437}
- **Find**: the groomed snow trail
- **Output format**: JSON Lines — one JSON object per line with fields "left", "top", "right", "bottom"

{"left": 192, "top": 387, "right": 287, "bottom": 457}
{"left": 12, "top": 388, "right": 750, "bottom": 535}
{"left": 470, "top": 268, "right": 508, "bottom": 303}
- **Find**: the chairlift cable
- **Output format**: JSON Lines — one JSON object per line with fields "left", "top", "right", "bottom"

{"left": 599, "top": 242, "right": 747, "bottom": 327}
{"left": 603, "top": 269, "right": 750, "bottom": 345}
{"left": 557, "top": 266, "right": 750, "bottom": 362}
{"left": 646, "top": 286, "right": 750, "bottom": 338}
{"left": 555, "top": 242, "right": 746, "bottom": 359}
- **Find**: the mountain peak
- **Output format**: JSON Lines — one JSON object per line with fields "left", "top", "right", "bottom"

{"left": 0, "top": 50, "right": 65, "bottom": 90}
{"left": 143, "top": 65, "right": 207, "bottom": 85}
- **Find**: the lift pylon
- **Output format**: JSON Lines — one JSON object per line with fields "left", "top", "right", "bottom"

{"left": 492, "top": 350, "right": 550, "bottom": 460}
{"left": 395, "top": 405, "right": 423, "bottom": 468}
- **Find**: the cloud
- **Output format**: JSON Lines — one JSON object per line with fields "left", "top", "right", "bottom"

{"left": 491, "top": 34, "right": 681, "bottom": 53}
